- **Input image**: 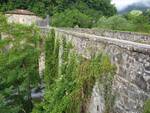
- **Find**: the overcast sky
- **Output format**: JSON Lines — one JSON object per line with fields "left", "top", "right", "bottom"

{"left": 111, "top": 0, "right": 150, "bottom": 11}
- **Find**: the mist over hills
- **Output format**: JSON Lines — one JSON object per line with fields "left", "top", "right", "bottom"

{"left": 118, "top": 1, "right": 150, "bottom": 14}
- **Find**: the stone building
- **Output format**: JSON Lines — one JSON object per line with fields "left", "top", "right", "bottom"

{"left": 5, "top": 9, "right": 42, "bottom": 25}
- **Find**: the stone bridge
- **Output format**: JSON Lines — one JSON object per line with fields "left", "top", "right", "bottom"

{"left": 41, "top": 27, "right": 150, "bottom": 113}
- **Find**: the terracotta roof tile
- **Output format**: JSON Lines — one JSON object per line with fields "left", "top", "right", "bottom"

{"left": 6, "top": 9, "right": 35, "bottom": 15}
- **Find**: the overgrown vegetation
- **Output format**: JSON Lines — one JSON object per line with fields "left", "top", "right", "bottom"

{"left": 0, "top": 0, "right": 150, "bottom": 111}
{"left": 0, "top": 14, "right": 40, "bottom": 113}
{"left": 32, "top": 29, "right": 116, "bottom": 113}
{"left": 98, "top": 58, "right": 116, "bottom": 113}
{"left": 0, "top": 11, "right": 117, "bottom": 113}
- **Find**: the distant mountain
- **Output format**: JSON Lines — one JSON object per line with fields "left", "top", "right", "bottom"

{"left": 119, "top": 2, "right": 150, "bottom": 14}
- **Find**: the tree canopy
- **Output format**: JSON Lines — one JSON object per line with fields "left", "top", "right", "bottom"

{"left": 0, "top": 0, "right": 116, "bottom": 17}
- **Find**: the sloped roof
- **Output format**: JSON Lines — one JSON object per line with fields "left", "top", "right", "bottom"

{"left": 6, "top": 9, "right": 35, "bottom": 15}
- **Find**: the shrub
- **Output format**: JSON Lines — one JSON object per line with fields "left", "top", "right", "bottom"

{"left": 95, "top": 16, "right": 110, "bottom": 29}
{"left": 96, "top": 15, "right": 133, "bottom": 31}
{"left": 107, "top": 15, "right": 133, "bottom": 30}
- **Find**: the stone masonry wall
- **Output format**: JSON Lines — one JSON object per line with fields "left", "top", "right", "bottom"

{"left": 62, "top": 28, "right": 150, "bottom": 44}
{"left": 6, "top": 14, "right": 42, "bottom": 25}
{"left": 52, "top": 28, "right": 150, "bottom": 113}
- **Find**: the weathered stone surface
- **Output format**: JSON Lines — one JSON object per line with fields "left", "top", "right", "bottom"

{"left": 88, "top": 83, "right": 105, "bottom": 113}
{"left": 64, "top": 28, "right": 150, "bottom": 44}
{"left": 6, "top": 13, "right": 42, "bottom": 25}
{"left": 44, "top": 27, "right": 150, "bottom": 113}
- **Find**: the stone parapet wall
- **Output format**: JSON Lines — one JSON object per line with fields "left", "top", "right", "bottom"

{"left": 55, "top": 28, "right": 150, "bottom": 54}
{"left": 42, "top": 27, "right": 150, "bottom": 113}
{"left": 61, "top": 28, "right": 150, "bottom": 44}
{"left": 55, "top": 28, "right": 150, "bottom": 113}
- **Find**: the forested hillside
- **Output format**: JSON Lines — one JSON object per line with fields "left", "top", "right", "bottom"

{"left": 0, "top": 0, "right": 116, "bottom": 28}
{"left": 119, "top": 1, "right": 150, "bottom": 14}
{"left": 1, "top": 0, "right": 150, "bottom": 33}
{"left": 0, "top": 0, "right": 116, "bottom": 17}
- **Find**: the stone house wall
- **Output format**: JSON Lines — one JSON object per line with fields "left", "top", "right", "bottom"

{"left": 5, "top": 14, "right": 42, "bottom": 25}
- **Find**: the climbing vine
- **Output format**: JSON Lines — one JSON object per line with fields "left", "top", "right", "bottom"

{"left": 32, "top": 29, "right": 116, "bottom": 113}
{"left": 98, "top": 55, "right": 116, "bottom": 113}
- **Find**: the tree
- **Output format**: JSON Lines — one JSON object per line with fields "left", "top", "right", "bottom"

{"left": 95, "top": 16, "right": 109, "bottom": 29}
{"left": 0, "top": 14, "right": 40, "bottom": 113}
{"left": 52, "top": 9, "right": 92, "bottom": 28}
{"left": 107, "top": 15, "right": 133, "bottom": 30}
{"left": 96, "top": 15, "right": 133, "bottom": 31}
{"left": 125, "top": 10, "right": 150, "bottom": 33}
{"left": 83, "top": 0, "right": 116, "bottom": 16}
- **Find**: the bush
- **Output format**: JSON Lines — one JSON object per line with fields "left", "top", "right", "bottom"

{"left": 52, "top": 9, "right": 92, "bottom": 28}
{"left": 95, "top": 16, "right": 109, "bottom": 29}
{"left": 96, "top": 15, "right": 133, "bottom": 31}
{"left": 107, "top": 15, "right": 133, "bottom": 30}
{"left": 124, "top": 10, "right": 150, "bottom": 33}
